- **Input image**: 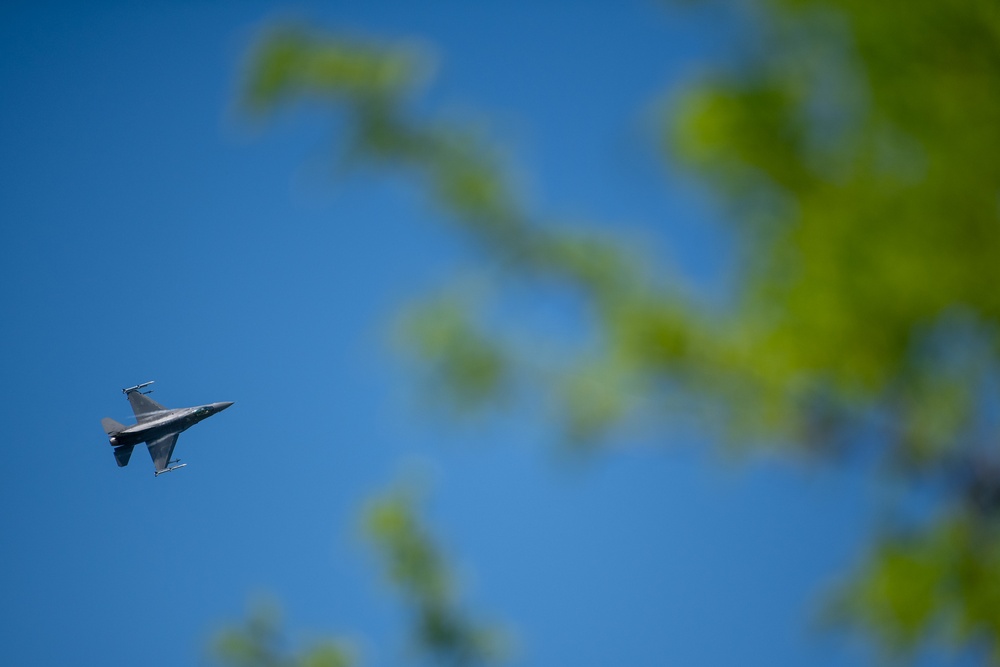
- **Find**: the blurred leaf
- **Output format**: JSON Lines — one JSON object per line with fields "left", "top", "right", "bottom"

{"left": 397, "top": 296, "right": 509, "bottom": 412}
{"left": 211, "top": 602, "right": 353, "bottom": 667}
{"left": 829, "top": 515, "right": 1000, "bottom": 660}
{"left": 364, "top": 485, "right": 506, "bottom": 666}
{"left": 244, "top": 25, "right": 428, "bottom": 111}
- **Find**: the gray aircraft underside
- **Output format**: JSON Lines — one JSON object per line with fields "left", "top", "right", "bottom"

{"left": 101, "top": 381, "right": 233, "bottom": 476}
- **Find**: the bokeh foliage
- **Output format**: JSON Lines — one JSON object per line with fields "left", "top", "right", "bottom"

{"left": 233, "top": 0, "right": 1000, "bottom": 662}
{"left": 212, "top": 603, "right": 352, "bottom": 667}
{"left": 365, "top": 488, "right": 504, "bottom": 665}
{"left": 668, "top": 0, "right": 1000, "bottom": 657}
{"left": 212, "top": 486, "right": 501, "bottom": 667}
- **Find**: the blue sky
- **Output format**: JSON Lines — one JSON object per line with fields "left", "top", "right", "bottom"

{"left": 0, "top": 1, "right": 953, "bottom": 665}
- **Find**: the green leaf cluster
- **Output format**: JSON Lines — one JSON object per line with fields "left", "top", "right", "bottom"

{"left": 670, "top": 0, "right": 1000, "bottom": 654}
{"left": 212, "top": 487, "right": 502, "bottom": 667}
{"left": 365, "top": 489, "right": 504, "bottom": 666}
{"left": 830, "top": 515, "right": 1000, "bottom": 661}
{"left": 211, "top": 603, "right": 352, "bottom": 667}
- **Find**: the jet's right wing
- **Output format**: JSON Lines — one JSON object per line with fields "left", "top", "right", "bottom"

{"left": 128, "top": 391, "right": 168, "bottom": 423}
{"left": 146, "top": 433, "right": 180, "bottom": 473}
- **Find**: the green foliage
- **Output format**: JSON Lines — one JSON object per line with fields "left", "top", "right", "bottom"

{"left": 830, "top": 515, "right": 1000, "bottom": 661}
{"left": 212, "top": 487, "right": 502, "bottom": 667}
{"left": 364, "top": 487, "right": 505, "bottom": 666}
{"left": 670, "top": 1, "right": 1000, "bottom": 357}
{"left": 671, "top": 1, "right": 1000, "bottom": 656}
{"left": 676, "top": 0, "right": 1000, "bottom": 656}
{"left": 243, "top": 26, "right": 425, "bottom": 111}
{"left": 397, "top": 295, "right": 509, "bottom": 411}
{"left": 241, "top": 2, "right": 1000, "bottom": 661}
{"left": 211, "top": 603, "right": 353, "bottom": 667}
{"left": 244, "top": 23, "right": 677, "bottom": 440}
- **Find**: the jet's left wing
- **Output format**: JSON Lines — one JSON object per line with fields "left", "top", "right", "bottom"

{"left": 146, "top": 433, "right": 180, "bottom": 473}
{"left": 128, "top": 391, "right": 168, "bottom": 423}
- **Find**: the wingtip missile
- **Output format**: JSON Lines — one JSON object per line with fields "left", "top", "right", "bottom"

{"left": 123, "top": 381, "right": 155, "bottom": 395}
{"left": 153, "top": 462, "right": 187, "bottom": 477}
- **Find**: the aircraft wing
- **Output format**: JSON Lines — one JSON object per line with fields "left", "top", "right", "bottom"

{"left": 128, "top": 391, "right": 168, "bottom": 423}
{"left": 146, "top": 433, "right": 180, "bottom": 473}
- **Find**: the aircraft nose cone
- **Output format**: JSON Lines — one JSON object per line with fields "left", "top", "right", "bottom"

{"left": 215, "top": 401, "right": 234, "bottom": 412}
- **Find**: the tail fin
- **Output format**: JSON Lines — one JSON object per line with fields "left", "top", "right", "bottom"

{"left": 102, "top": 418, "right": 133, "bottom": 466}
{"left": 101, "top": 417, "right": 126, "bottom": 435}
{"left": 113, "top": 445, "right": 135, "bottom": 467}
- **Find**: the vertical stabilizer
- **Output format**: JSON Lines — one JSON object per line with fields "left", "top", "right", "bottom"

{"left": 101, "top": 417, "right": 126, "bottom": 435}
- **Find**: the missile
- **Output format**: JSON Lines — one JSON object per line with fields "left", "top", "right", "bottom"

{"left": 153, "top": 463, "right": 187, "bottom": 477}
{"left": 123, "top": 381, "right": 155, "bottom": 395}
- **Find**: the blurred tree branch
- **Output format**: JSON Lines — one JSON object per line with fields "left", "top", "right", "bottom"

{"left": 212, "top": 484, "right": 503, "bottom": 667}
{"left": 364, "top": 486, "right": 505, "bottom": 666}
{"left": 211, "top": 602, "right": 353, "bottom": 667}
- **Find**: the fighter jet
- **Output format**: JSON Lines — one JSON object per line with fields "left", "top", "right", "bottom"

{"left": 101, "top": 381, "right": 233, "bottom": 476}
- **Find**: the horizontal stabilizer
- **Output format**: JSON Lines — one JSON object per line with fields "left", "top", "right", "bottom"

{"left": 101, "top": 417, "right": 126, "bottom": 435}
{"left": 113, "top": 445, "right": 135, "bottom": 467}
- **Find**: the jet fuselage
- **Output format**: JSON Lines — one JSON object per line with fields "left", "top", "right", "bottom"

{"left": 102, "top": 382, "right": 234, "bottom": 475}
{"left": 109, "top": 402, "right": 233, "bottom": 448}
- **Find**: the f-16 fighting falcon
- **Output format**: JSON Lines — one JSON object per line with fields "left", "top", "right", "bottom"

{"left": 101, "top": 381, "right": 233, "bottom": 476}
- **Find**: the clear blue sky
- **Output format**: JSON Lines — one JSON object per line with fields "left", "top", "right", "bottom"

{"left": 0, "top": 2, "right": 958, "bottom": 665}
